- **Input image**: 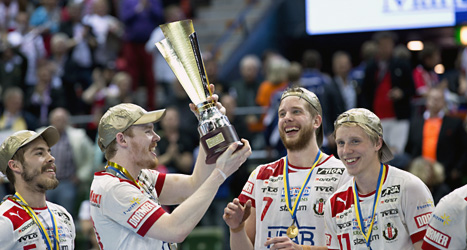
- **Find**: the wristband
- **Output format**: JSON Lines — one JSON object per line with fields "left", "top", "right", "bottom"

{"left": 230, "top": 222, "right": 244, "bottom": 233}
{"left": 217, "top": 168, "right": 227, "bottom": 181}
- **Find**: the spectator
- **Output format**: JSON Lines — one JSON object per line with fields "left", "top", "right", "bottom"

{"left": 349, "top": 40, "right": 377, "bottom": 99}
{"left": 228, "top": 54, "right": 262, "bottom": 108}
{"left": 413, "top": 42, "right": 441, "bottom": 97}
{"left": 9, "top": 11, "right": 47, "bottom": 89}
{"left": 0, "top": 0, "right": 19, "bottom": 32}
{"left": 322, "top": 51, "right": 357, "bottom": 155}
{"left": 408, "top": 156, "right": 450, "bottom": 204}
{"left": 29, "top": 0, "right": 62, "bottom": 55}
{"left": 405, "top": 87, "right": 467, "bottom": 190}
{"left": 155, "top": 106, "right": 197, "bottom": 174}
{"left": 119, "top": 0, "right": 163, "bottom": 110}
{"left": 0, "top": 87, "right": 37, "bottom": 132}
{"left": 145, "top": 4, "right": 184, "bottom": 107}
{"left": 0, "top": 35, "right": 27, "bottom": 98}
{"left": 41, "top": 107, "right": 94, "bottom": 217}
{"left": 82, "top": 0, "right": 123, "bottom": 67}
{"left": 299, "top": 49, "right": 331, "bottom": 100}
{"left": 25, "top": 61, "right": 66, "bottom": 127}
{"left": 104, "top": 71, "right": 136, "bottom": 108}
{"left": 360, "top": 31, "right": 415, "bottom": 157}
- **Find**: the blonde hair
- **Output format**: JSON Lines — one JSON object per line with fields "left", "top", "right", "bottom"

{"left": 334, "top": 122, "right": 383, "bottom": 160}
{"left": 408, "top": 157, "right": 445, "bottom": 187}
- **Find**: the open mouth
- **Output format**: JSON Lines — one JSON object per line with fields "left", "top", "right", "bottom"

{"left": 284, "top": 126, "right": 299, "bottom": 135}
{"left": 344, "top": 157, "right": 359, "bottom": 165}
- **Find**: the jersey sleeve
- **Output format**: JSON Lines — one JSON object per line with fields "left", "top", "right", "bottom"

{"left": 101, "top": 181, "right": 166, "bottom": 237}
{"left": 324, "top": 196, "right": 340, "bottom": 250}
{"left": 422, "top": 193, "right": 467, "bottom": 250}
{"left": 402, "top": 175, "right": 435, "bottom": 244}
{"left": 0, "top": 216, "right": 15, "bottom": 249}
{"left": 238, "top": 167, "right": 259, "bottom": 207}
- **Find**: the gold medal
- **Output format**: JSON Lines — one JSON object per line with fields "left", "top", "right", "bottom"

{"left": 286, "top": 225, "right": 299, "bottom": 238}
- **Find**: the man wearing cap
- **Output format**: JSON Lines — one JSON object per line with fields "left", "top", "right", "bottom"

{"left": 324, "top": 108, "right": 434, "bottom": 250}
{"left": 223, "top": 87, "right": 351, "bottom": 250}
{"left": 0, "top": 127, "right": 76, "bottom": 249}
{"left": 89, "top": 102, "right": 251, "bottom": 249}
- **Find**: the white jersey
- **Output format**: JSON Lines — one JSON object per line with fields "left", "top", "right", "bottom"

{"left": 238, "top": 155, "right": 351, "bottom": 249}
{"left": 0, "top": 197, "right": 75, "bottom": 250}
{"left": 324, "top": 166, "right": 434, "bottom": 250}
{"left": 90, "top": 170, "right": 172, "bottom": 249}
{"left": 422, "top": 185, "right": 467, "bottom": 250}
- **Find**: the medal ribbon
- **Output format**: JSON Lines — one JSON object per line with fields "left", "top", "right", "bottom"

{"left": 283, "top": 150, "right": 322, "bottom": 221}
{"left": 105, "top": 161, "right": 141, "bottom": 188}
{"left": 13, "top": 192, "right": 59, "bottom": 250}
{"left": 353, "top": 163, "right": 386, "bottom": 249}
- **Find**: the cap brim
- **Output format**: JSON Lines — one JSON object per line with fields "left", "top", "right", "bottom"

{"left": 29, "top": 126, "right": 60, "bottom": 149}
{"left": 380, "top": 140, "right": 394, "bottom": 163}
{"left": 134, "top": 109, "right": 166, "bottom": 125}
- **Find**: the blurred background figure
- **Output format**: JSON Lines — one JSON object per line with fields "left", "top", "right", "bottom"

{"left": 322, "top": 50, "right": 357, "bottom": 155}
{"left": 155, "top": 106, "right": 197, "bottom": 174}
{"left": 0, "top": 87, "right": 37, "bottom": 132}
{"left": 405, "top": 87, "right": 467, "bottom": 190}
{"left": 361, "top": 31, "right": 415, "bottom": 163}
{"left": 408, "top": 156, "right": 450, "bottom": 204}
{"left": 412, "top": 42, "right": 441, "bottom": 98}
{"left": 29, "top": 0, "right": 62, "bottom": 55}
{"left": 299, "top": 49, "right": 331, "bottom": 99}
{"left": 119, "top": 0, "right": 163, "bottom": 110}
{"left": 42, "top": 107, "right": 94, "bottom": 218}
{"left": 145, "top": 4, "right": 184, "bottom": 108}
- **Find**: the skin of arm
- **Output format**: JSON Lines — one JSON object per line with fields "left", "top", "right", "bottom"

{"left": 146, "top": 139, "right": 251, "bottom": 243}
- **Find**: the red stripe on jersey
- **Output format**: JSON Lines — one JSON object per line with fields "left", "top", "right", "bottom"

{"left": 411, "top": 229, "right": 427, "bottom": 244}
{"left": 155, "top": 172, "right": 166, "bottom": 195}
{"left": 137, "top": 207, "right": 166, "bottom": 236}
{"left": 422, "top": 240, "right": 443, "bottom": 250}
{"left": 329, "top": 186, "right": 354, "bottom": 218}
{"left": 2, "top": 204, "right": 30, "bottom": 230}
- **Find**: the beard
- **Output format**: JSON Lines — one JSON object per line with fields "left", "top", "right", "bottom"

{"left": 22, "top": 163, "right": 59, "bottom": 192}
{"left": 280, "top": 123, "right": 315, "bottom": 151}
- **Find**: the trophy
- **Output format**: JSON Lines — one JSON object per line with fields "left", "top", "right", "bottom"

{"left": 156, "top": 20, "right": 241, "bottom": 164}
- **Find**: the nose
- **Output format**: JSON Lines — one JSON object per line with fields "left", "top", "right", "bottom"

{"left": 153, "top": 131, "right": 160, "bottom": 142}
{"left": 341, "top": 143, "right": 352, "bottom": 155}
{"left": 47, "top": 151, "right": 55, "bottom": 163}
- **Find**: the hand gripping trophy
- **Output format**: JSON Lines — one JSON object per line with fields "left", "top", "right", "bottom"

{"left": 156, "top": 20, "right": 241, "bottom": 164}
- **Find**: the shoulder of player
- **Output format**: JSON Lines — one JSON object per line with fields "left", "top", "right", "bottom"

{"left": 386, "top": 166, "right": 427, "bottom": 189}
{"left": 253, "top": 158, "right": 285, "bottom": 180}
{"left": 436, "top": 185, "right": 467, "bottom": 210}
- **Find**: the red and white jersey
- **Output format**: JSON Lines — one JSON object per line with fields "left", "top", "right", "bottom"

{"left": 324, "top": 166, "right": 434, "bottom": 250}
{"left": 90, "top": 170, "right": 170, "bottom": 249}
{"left": 238, "top": 155, "right": 351, "bottom": 249}
{"left": 0, "top": 198, "right": 75, "bottom": 250}
{"left": 422, "top": 185, "right": 467, "bottom": 250}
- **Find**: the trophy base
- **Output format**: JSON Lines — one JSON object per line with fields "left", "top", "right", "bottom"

{"left": 200, "top": 125, "right": 241, "bottom": 164}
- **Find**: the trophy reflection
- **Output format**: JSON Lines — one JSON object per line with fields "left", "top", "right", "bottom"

{"left": 156, "top": 20, "right": 241, "bottom": 164}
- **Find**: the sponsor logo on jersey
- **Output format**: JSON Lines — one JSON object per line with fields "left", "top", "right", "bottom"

{"left": 243, "top": 181, "right": 254, "bottom": 195}
{"left": 425, "top": 225, "right": 451, "bottom": 248}
{"left": 416, "top": 199, "right": 434, "bottom": 210}
{"left": 383, "top": 223, "right": 398, "bottom": 240}
{"left": 415, "top": 212, "right": 432, "bottom": 228}
{"left": 313, "top": 198, "right": 325, "bottom": 215}
{"left": 267, "top": 226, "right": 316, "bottom": 245}
{"left": 127, "top": 201, "right": 156, "bottom": 228}
{"left": 315, "top": 177, "right": 338, "bottom": 182}
{"left": 18, "top": 221, "right": 34, "bottom": 233}
{"left": 281, "top": 186, "right": 311, "bottom": 198}
{"left": 316, "top": 168, "right": 344, "bottom": 175}
{"left": 90, "top": 190, "right": 102, "bottom": 208}
{"left": 380, "top": 208, "right": 399, "bottom": 217}
{"left": 381, "top": 185, "right": 400, "bottom": 197}
{"left": 261, "top": 186, "right": 279, "bottom": 194}
{"left": 352, "top": 215, "right": 379, "bottom": 231}
{"left": 354, "top": 234, "right": 379, "bottom": 245}
{"left": 123, "top": 198, "right": 141, "bottom": 215}
{"left": 18, "top": 232, "right": 38, "bottom": 242}
{"left": 337, "top": 221, "right": 352, "bottom": 229}
{"left": 380, "top": 197, "right": 398, "bottom": 204}
{"left": 314, "top": 186, "right": 334, "bottom": 192}
{"left": 432, "top": 213, "right": 451, "bottom": 226}
{"left": 279, "top": 204, "right": 307, "bottom": 211}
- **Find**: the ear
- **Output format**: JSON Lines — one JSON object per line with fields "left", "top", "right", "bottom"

{"left": 313, "top": 115, "right": 322, "bottom": 129}
{"left": 115, "top": 132, "right": 128, "bottom": 147}
{"left": 375, "top": 137, "right": 383, "bottom": 151}
{"left": 8, "top": 160, "right": 22, "bottom": 174}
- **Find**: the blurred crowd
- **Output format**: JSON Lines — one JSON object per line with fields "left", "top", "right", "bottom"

{"left": 0, "top": 0, "right": 467, "bottom": 249}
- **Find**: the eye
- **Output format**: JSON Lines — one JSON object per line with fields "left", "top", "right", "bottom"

{"left": 292, "top": 109, "right": 301, "bottom": 114}
{"left": 336, "top": 140, "right": 344, "bottom": 146}
{"left": 278, "top": 112, "right": 285, "bottom": 118}
{"left": 351, "top": 139, "right": 360, "bottom": 144}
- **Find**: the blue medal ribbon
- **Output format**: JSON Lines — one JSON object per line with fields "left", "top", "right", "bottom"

{"left": 353, "top": 163, "right": 386, "bottom": 249}
{"left": 13, "top": 193, "right": 59, "bottom": 250}
{"left": 283, "top": 151, "right": 322, "bottom": 224}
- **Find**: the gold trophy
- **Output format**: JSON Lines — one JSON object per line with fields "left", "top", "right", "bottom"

{"left": 156, "top": 20, "right": 241, "bottom": 164}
